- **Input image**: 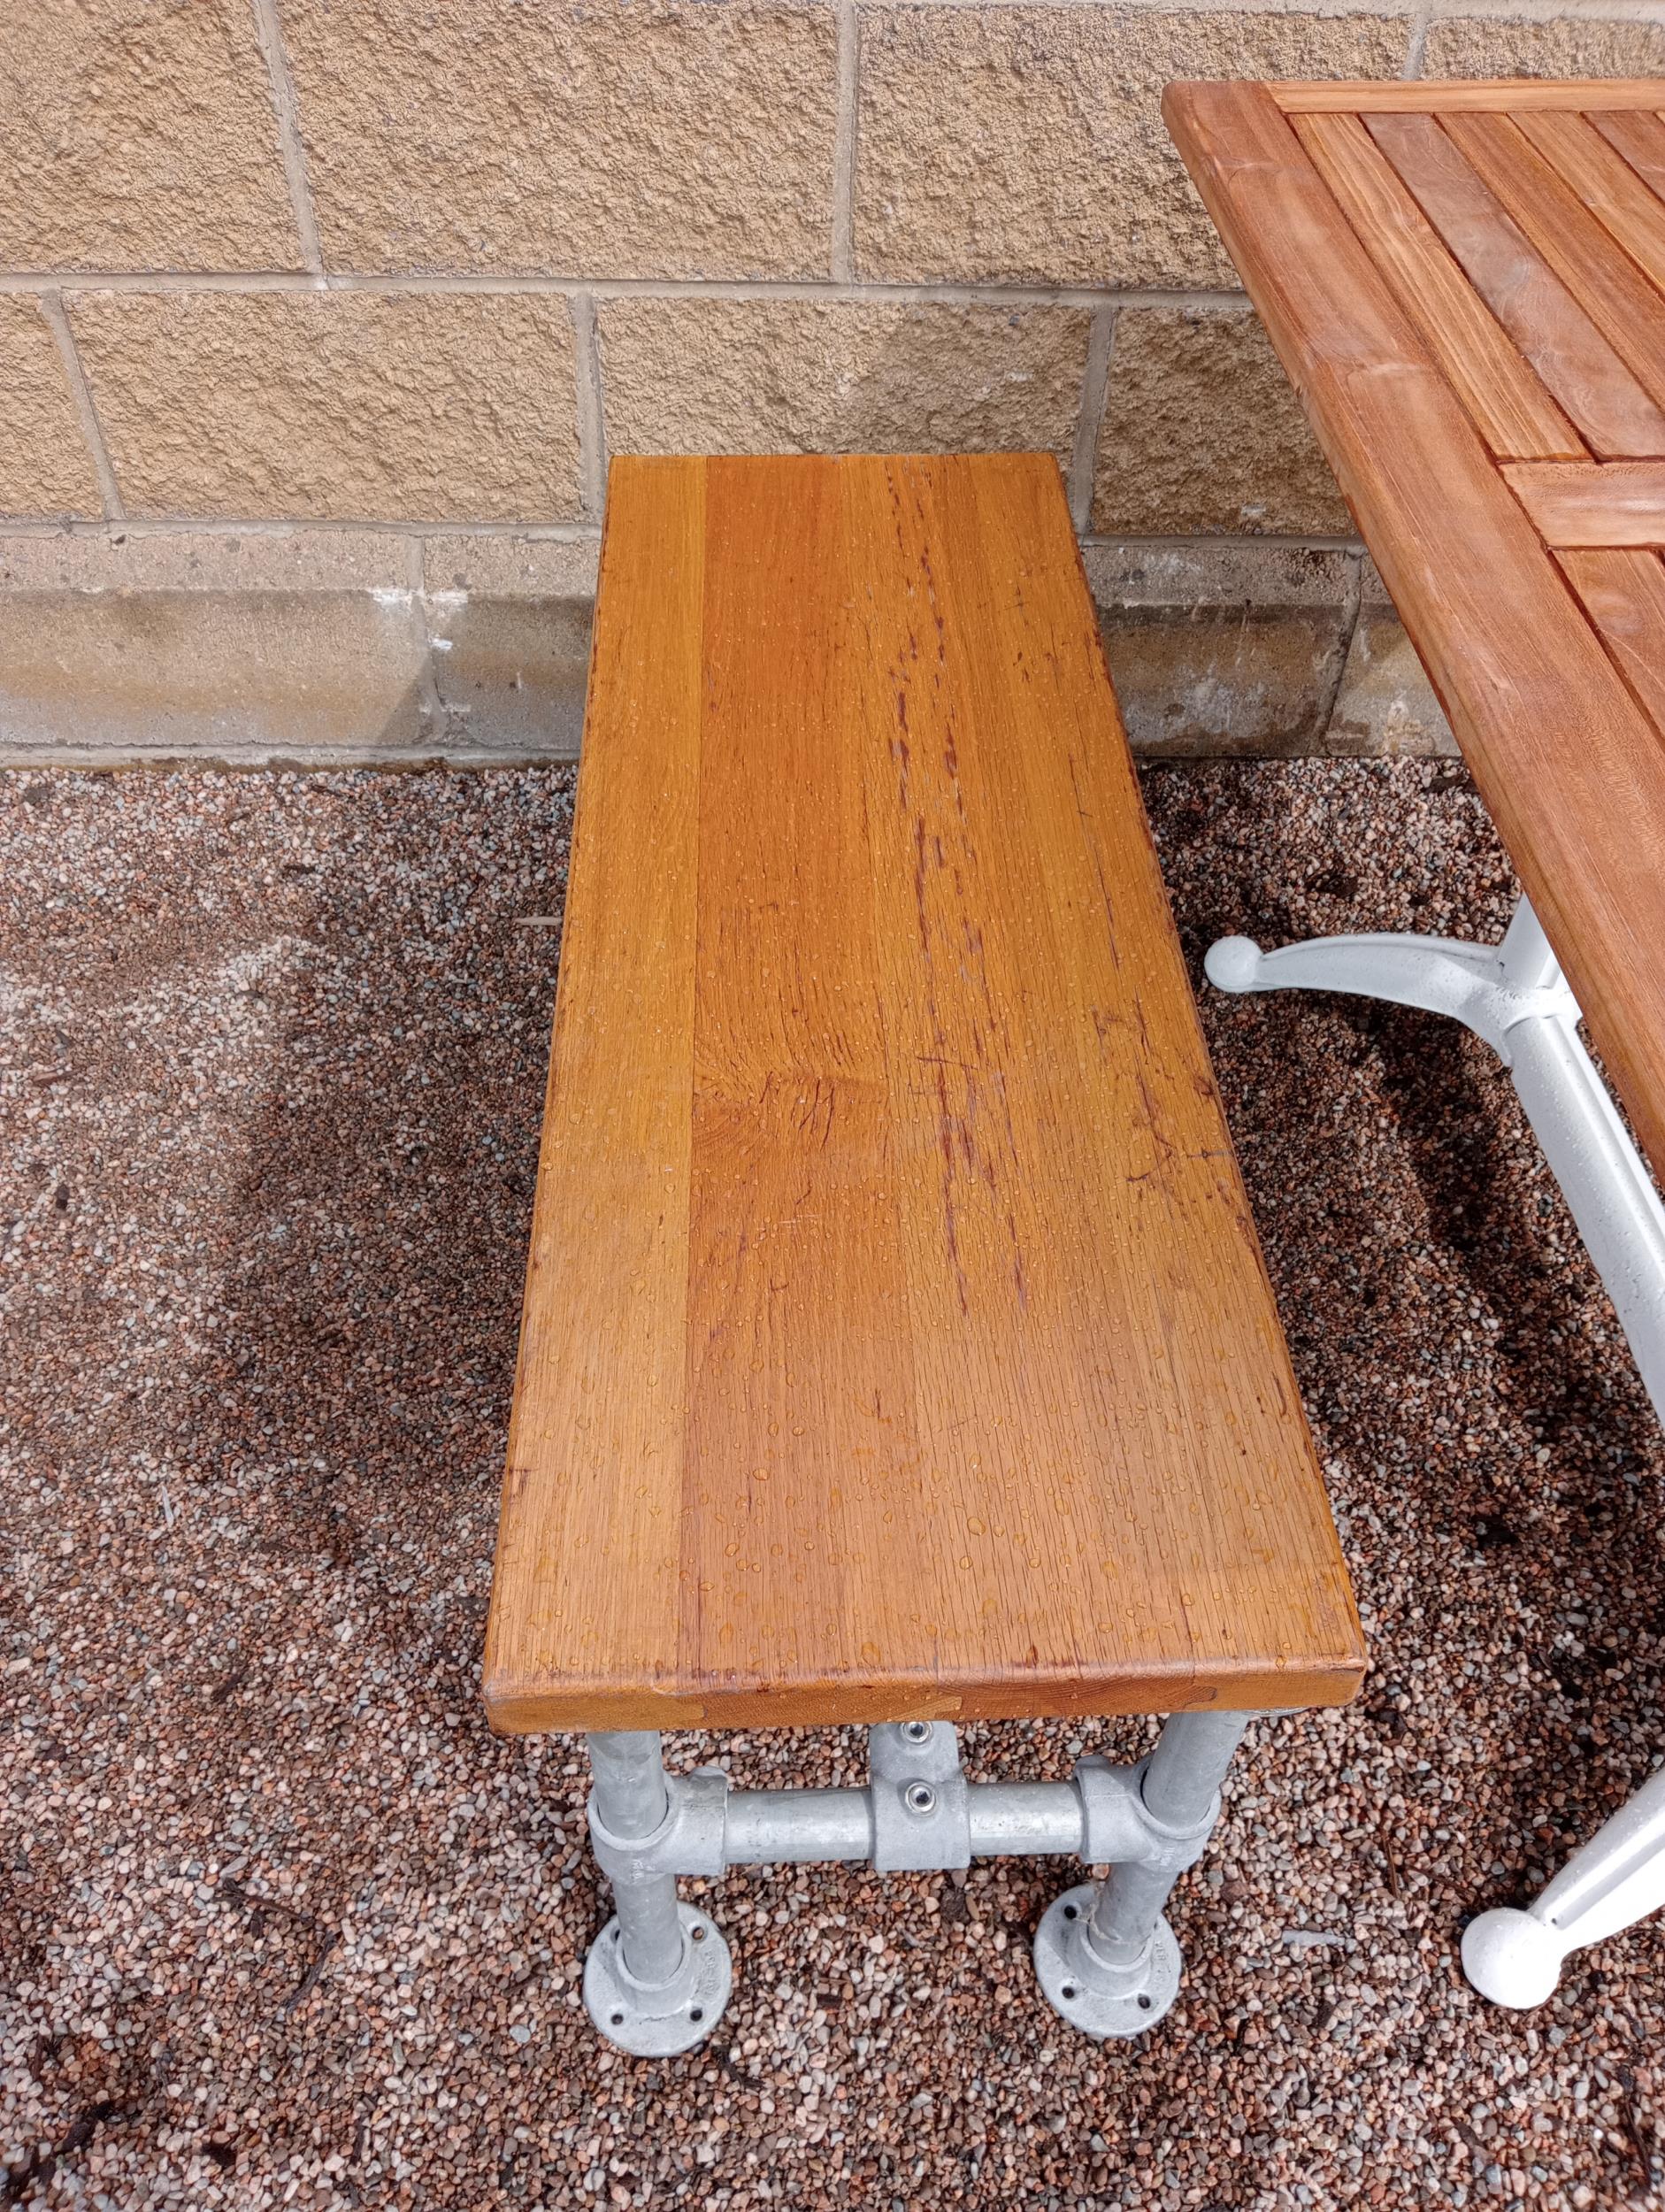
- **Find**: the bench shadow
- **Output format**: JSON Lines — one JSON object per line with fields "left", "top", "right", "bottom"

{"left": 180, "top": 765, "right": 576, "bottom": 1660}
{"left": 4, "top": 757, "right": 579, "bottom": 2177}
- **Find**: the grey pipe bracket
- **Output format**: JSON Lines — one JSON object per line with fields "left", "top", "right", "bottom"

{"left": 588, "top": 1764, "right": 730, "bottom": 1885}
{"left": 869, "top": 1720, "right": 971, "bottom": 1870}
{"left": 589, "top": 1744, "right": 1216, "bottom": 1886}
{"left": 1074, "top": 1755, "right": 1216, "bottom": 1877}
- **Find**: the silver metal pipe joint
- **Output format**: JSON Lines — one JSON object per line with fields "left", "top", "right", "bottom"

{"left": 586, "top": 1722, "right": 1226, "bottom": 1888}
{"left": 580, "top": 1713, "right": 1251, "bottom": 2052}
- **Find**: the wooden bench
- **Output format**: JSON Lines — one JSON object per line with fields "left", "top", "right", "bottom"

{"left": 483, "top": 452, "right": 1363, "bottom": 2053}
{"left": 1164, "top": 76, "right": 1665, "bottom": 2010}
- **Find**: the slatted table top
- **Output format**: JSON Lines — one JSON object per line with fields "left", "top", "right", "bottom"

{"left": 482, "top": 453, "right": 1364, "bottom": 1733}
{"left": 1165, "top": 76, "right": 1665, "bottom": 1181}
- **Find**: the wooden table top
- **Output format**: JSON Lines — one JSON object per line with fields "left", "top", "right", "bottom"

{"left": 1165, "top": 76, "right": 1665, "bottom": 1181}
{"left": 482, "top": 452, "right": 1364, "bottom": 1733}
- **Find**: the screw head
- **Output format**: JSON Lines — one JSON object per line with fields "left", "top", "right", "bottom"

{"left": 902, "top": 1720, "right": 933, "bottom": 1746}
{"left": 903, "top": 1780, "right": 938, "bottom": 1816}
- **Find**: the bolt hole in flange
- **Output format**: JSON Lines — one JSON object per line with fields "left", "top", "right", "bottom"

{"left": 1062, "top": 1983, "right": 1078, "bottom": 2001}
{"left": 903, "top": 1781, "right": 938, "bottom": 1815}
{"left": 1063, "top": 1903, "right": 1078, "bottom": 1922}
{"left": 689, "top": 2008, "right": 703, "bottom": 2023}
{"left": 690, "top": 1924, "right": 706, "bottom": 1942}
{"left": 902, "top": 1719, "right": 933, "bottom": 1744}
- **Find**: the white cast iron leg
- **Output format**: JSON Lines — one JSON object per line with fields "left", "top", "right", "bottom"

{"left": 1462, "top": 1766, "right": 1665, "bottom": 2007}
{"left": 1208, "top": 896, "right": 1665, "bottom": 2003}
{"left": 1208, "top": 900, "right": 1665, "bottom": 1411}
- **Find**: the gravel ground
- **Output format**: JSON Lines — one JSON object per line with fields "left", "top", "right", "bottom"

{"left": 4, "top": 760, "right": 1664, "bottom": 2212}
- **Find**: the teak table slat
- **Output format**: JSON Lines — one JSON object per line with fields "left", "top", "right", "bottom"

{"left": 1360, "top": 109, "right": 1665, "bottom": 457}
{"left": 483, "top": 453, "right": 1365, "bottom": 1735}
{"left": 1164, "top": 77, "right": 1665, "bottom": 1184}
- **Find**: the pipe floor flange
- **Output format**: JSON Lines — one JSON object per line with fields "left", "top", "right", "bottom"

{"left": 583, "top": 1903, "right": 733, "bottom": 2056}
{"left": 1033, "top": 1884, "right": 1183, "bottom": 2040}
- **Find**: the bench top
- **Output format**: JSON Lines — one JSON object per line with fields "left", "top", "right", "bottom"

{"left": 482, "top": 453, "right": 1364, "bottom": 1733}
{"left": 1165, "top": 75, "right": 1665, "bottom": 1181}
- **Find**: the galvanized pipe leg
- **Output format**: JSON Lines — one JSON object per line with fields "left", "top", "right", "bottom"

{"left": 580, "top": 1731, "right": 733, "bottom": 2056}
{"left": 587, "top": 1732, "right": 682, "bottom": 1986}
{"left": 1086, "top": 1709, "right": 1250, "bottom": 1969}
{"left": 1034, "top": 1710, "right": 1249, "bottom": 2039}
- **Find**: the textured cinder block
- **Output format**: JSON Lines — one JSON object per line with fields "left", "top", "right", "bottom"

{"left": 281, "top": 0, "right": 838, "bottom": 278}
{"left": 599, "top": 299, "right": 1091, "bottom": 459}
{"left": 1423, "top": 16, "right": 1665, "bottom": 81}
{"left": 1093, "top": 308, "right": 1350, "bottom": 538}
{"left": 856, "top": 6, "right": 1408, "bottom": 288}
{"left": 0, "top": 0, "right": 301, "bottom": 271}
{"left": 1086, "top": 542, "right": 1354, "bottom": 755}
{"left": 66, "top": 293, "right": 581, "bottom": 522}
{"left": 0, "top": 299, "right": 103, "bottom": 518}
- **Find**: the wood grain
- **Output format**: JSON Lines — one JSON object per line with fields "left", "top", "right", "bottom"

{"left": 1503, "top": 459, "right": 1665, "bottom": 545}
{"left": 482, "top": 452, "right": 1366, "bottom": 1733}
{"left": 1271, "top": 79, "right": 1665, "bottom": 115}
{"left": 1590, "top": 107, "right": 1665, "bottom": 199}
{"left": 1559, "top": 547, "right": 1665, "bottom": 728}
{"left": 1368, "top": 110, "right": 1665, "bottom": 457}
{"left": 1163, "top": 78, "right": 1665, "bottom": 1191}
{"left": 1443, "top": 111, "right": 1665, "bottom": 416}
{"left": 1294, "top": 111, "right": 1583, "bottom": 458}
{"left": 483, "top": 458, "right": 703, "bottom": 1729}
{"left": 1514, "top": 109, "right": 1665, "bottom": 293}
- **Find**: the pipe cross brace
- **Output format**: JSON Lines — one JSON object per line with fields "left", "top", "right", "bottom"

{"left": 579, "top": 1711, "right": 1248, "bottom": 2051}
{"left": 587, "top": 1727, "right": 1219, "bottom": 1887}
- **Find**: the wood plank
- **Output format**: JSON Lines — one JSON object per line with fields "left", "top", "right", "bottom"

{"left": 1443, "top": 111, "right": 1665, "bottom": 416}
{"left": 1589, "top": 107, "right": 1665, "bottom": 199}
{"left": 1503, "top": 458, "right": 1665, "bottom": 545}
{"left": 1163, "top": 79, "right": 1665, "bottom": 1187}
{"left": 1513, "top": 108, "right": 1665, "bottom": 292}
{"left": 1559, "top": 546, "right": 1665, "bottom": 728}
{"left": 1271, "top": 78, "right": 1665, "bottom": 115}
{"left": 679, "top": 457, "right": 896, "bottom": 1711}
{"left": 1294, "top": 111, "right": 1583, "bottom": 459}
{"left": 482, "top": 457, "right": 704, "bottom": 1732}
{"left": 483, "top": 450, "right": 1366, "bottom": 1732}
{"left": 1369, "top": 110, "right": 1665, "bottom": 457}
{"left": 842, "top": 454, "right": 1359, "bottom": 1716}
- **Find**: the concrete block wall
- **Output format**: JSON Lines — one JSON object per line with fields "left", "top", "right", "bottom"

{"left": 4, "top": 0, "right": 1663, "bottom": 764}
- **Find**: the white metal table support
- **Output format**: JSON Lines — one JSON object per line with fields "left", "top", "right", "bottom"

{"left": 1206, "top": 896, "right": 1665, "bottom": 2006}
{"left": 579, "top": 1711, "right": 1249, "bottom": 2054}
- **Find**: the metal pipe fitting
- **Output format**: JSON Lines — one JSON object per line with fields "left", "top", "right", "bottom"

{"left": 582, "top": 1715, "right": 1256, "bottom": 2054}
